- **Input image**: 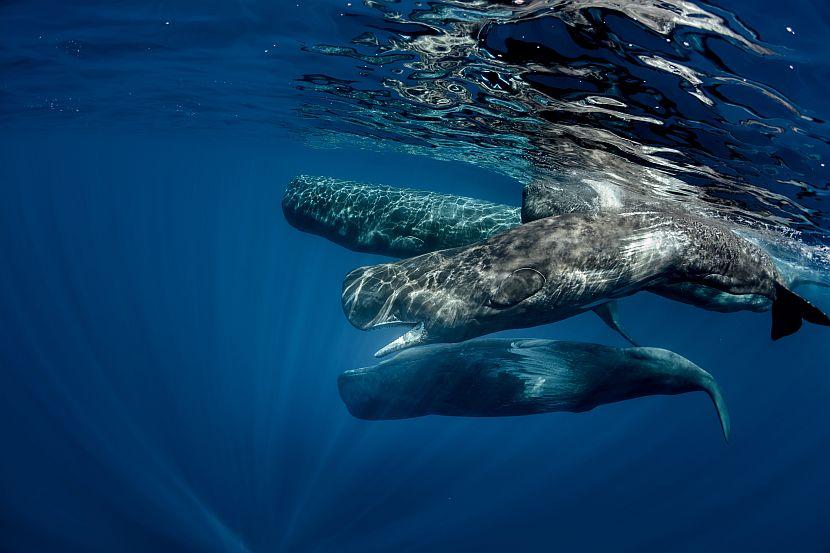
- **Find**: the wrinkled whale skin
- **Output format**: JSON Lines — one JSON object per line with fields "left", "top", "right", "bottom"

{"left": 342, "top": 209, "right": 826, "bottom": 355}
{"left": 282, "top": 175, "right": 521, "bottom": 257}
{"left": 338, "top": 339, "right": 730, "bottom": 441}
{"left": 521, "top": 180, "right": 786, "bottom": 313}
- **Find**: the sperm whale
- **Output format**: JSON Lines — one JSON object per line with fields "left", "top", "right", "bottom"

{"left": 520, "top": 178, "right": 830, "bottom": 313}
{"left": 282, "top": 175, "right": 520, "bottom": 257}
{"left": 342, "top": 210, "right": 830, "bottom": 356}
{"left": 338, "top": 339, "right": 730, "bottom": 442}
{"left": 282, "top": 175, "right": 637, "bottom": 344}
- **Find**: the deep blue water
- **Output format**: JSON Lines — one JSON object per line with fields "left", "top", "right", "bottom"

{"left": 2, "top": 1, "right": 830, "bottom": 552}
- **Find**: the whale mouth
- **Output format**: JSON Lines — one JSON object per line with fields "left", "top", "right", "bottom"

{"left": 371, "top": 322, "right": 427, "bottom": 358}
{"left": 342, "top": 264, "right": 431, "bottom": 356}
{"left": 342, "top": 266, "right": 403, "bottom": 329}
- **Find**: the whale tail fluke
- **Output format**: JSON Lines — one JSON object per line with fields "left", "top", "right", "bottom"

{"left": 771, "top": 283, "right": 830, "bottom": 340}
{"left": 701, "top": 374, "right": 731, "bottom": 443}
{"left": 631, "top": 348, "right": 730, "bottom": 442}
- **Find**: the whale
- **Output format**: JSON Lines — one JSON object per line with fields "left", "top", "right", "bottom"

{"left": 282, "top": 175, "right": 521, "bottom": 257}
{"left": 282, "top": 175, "right": 638, "bottom": 344}
{"left": 521, "top": 179, "right": 830, "bottom": 313}
{"left": 284, "top": 175, "right": 826, "bottom": 317}
{"left": 342, "top": 210, "right": 830, "bottom": 356}
{"left": 520, "top": 179, "right": 773, "bottom": 312}
{"left": 338, "top": 339, "right": 730, "bottom": 442}
{"left": 283, "top": 176, "right": 827, "bottom": 342}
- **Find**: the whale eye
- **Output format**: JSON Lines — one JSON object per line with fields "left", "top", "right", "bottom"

{"left": 488, "top": 268, "right": 546, "bottom": 309}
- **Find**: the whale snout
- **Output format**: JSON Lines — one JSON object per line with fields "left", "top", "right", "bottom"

{"left": 281, "top": 175, "right": 324, "bottom": 231}
{"left": 338, "top": 367, "right": 424, "bottom": 420}
{"left": 342, "top": 264, "right": 437, "bottom": 357}
{"left": 337, "top": 369, "right": 382, "bottom": 419}
{"left": 341, "top": 265, "right": 406, "bottom": 330}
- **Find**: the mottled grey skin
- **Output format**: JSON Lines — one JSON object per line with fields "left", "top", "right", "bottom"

{"left": 521, "top": 180, "right": 785, "bottom": 313}
{"left": 521, "top": 180, "right": 635, "bottom": 221}
{"left": 338, "top": 339, "right": 730, "bottom": 441}
{"left": 343, "top": 210, "right": 826, "bottom": 356}
{"left": 282, "top": 175, "right": 520, "bottom": 257}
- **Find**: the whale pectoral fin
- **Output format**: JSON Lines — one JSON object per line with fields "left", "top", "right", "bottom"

{"left": 771, "top": 282, "right": 830, "bottom": 340}
{"left": 593, "top": 301, "right": 640, "bottom": 347}
{"left": 488, "top": 268, "right": 546, "bottom": 309}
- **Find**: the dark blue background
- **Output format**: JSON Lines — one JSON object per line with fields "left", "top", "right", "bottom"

{"left": 1, "top": 131, "right": 828, "bottom": 552}
{"left": 2, "top": 0, "right": 830, "bottom": 551}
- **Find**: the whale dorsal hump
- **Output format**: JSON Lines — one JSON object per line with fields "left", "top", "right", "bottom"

{"left": 489, "top": 268, "right": 546, "bottom": 309}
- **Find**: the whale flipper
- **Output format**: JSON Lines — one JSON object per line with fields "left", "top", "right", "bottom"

{"left": 771, "top": 283, "right": 830, "bottom": 340}
{"left": 593, "top": 301, "right": 639, "bottom": 347}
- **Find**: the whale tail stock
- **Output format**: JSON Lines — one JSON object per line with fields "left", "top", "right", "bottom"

{"left": 771, "top": 282, "right": 830, "bottom": 340}
{"left": 630, "top": 347, "right": 730, "bottom": 442}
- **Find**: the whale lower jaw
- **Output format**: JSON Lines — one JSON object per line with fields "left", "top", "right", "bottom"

{"left": 367, "top": 320, "right": 415, "bottom": 329}
{"left": 374, "top": 322, "right": 427, "bottom": 358}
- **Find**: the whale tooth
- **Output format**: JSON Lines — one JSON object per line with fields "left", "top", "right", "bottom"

{"left": 374, "top": 323, "right": 426, "bottom": 358}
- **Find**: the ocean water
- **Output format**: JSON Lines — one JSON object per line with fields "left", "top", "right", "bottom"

{"left": 2, "top": 1, "right": 830, "bottom": 552}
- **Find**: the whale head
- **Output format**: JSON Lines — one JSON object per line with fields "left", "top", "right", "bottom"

{"left": 341, "top": 256, "right": 476, "bottom": 357}
{"left": 341, "top": 248, "right": 551, "bottom": 357}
